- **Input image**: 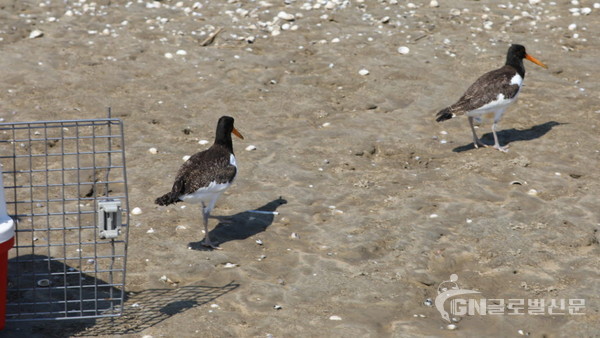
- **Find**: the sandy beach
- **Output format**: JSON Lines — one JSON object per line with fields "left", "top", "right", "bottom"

{"left": 1, "top": 0, "right": 599, "bottom": 336}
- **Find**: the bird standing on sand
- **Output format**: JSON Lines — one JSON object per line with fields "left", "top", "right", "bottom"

{"left": 435, "top": 44, "right": 547, "bottom": 152}
{"left": 155, "top": 116, "right": 244, "bottom": 249}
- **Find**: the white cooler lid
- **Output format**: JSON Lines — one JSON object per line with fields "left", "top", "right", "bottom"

{"left": 1, "top": 166, "right": 16, "bottom": 243}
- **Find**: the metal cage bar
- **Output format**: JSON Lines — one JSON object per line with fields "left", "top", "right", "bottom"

{"left": 0, "top": 118, "right": 129, "bottom": 321}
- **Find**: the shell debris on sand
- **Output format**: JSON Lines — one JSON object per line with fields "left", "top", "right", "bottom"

{"left": 199, "top": 139, "right": 210, "bottom": 145}
{"left": 223, "top": 262, "right": 238, "bottom": 268}
{"left": 277, "top": 11, "right": 295, "bottom": 21}
{"left": 159, "top": 275, "right": 179, "bottom": 286}
{"left": 37, "top": 279, "right": 51, "bottom": 287}
{"left": 329, "top": 315, "right": 342, "bottom": 320}
{"left": 29, "top": 30, "right": 44, "bottom": 39}
{"left": 131, "top": 207, "right": 142, "bottom": 215}
{"left": 245, "top": 145, "right": 257, "bottom": 151}
{"left": 148, "top": 147, "right": 158, "bottom": 154}
{"left": 358, "top": 69, "right": 370, "bottom": 76}
{"left": 397, "top": 46, "right": 410, "bottom": 55}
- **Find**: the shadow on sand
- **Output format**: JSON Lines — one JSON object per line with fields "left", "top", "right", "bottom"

{"left": 452, "top": 121, "right": 564, "bottom": 153}
{"left": 188, "top": 197, "right": 287, "bottom": 251}
{"left": 3, "top": 282, "right": 239, "bottom": 337}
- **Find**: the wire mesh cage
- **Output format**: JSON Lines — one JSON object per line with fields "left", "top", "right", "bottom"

{"left": 0, "top": 118, "right": 129, "bottom": 321}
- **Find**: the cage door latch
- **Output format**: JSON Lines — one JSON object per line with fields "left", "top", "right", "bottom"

{"left": 98, "top": 199, "right": 122, "bottom": 239}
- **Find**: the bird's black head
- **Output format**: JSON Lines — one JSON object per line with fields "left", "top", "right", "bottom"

{"left": 506, "top": 44, "right": 547, "bottom": 77}
{"left": 215, "top": 116, "right": 244, "bottom": 149}
{"left": 508, "top": 44, "right": 527, "bottom": 59}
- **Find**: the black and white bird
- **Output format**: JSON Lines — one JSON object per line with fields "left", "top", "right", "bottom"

{"left": 435, "top": 44, "right": 547, "bottom": 152}
{"left": 155, "top": 116, "right": 244, "bottom": 249}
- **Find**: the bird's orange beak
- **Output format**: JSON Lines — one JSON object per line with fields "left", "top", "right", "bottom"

{"left": 525, "top": 53, "right": 548, "bottom": 69}
{"left": 232, "top": 127, "right": 244, "bottom": 140}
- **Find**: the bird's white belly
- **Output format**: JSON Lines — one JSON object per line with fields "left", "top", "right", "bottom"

{"left": 467, "top": 93, "right": 516, "bottom": 116}
{"left": 179, "top": 154, "right": 237, "bottom": 205}
{"left": 468, "top": 73, "right": 523, "bottom": 117}
{"left": 180, "top": 181, "right": 232, "bottom": 205}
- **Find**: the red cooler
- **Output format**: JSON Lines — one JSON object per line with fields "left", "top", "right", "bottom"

{"left": 0, "top": 167, "right": 15, "bottom": 330}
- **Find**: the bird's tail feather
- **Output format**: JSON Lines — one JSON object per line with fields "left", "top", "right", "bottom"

{"left": 435, "top": 107, "right": 455, "bottom": 122}
{"left": 155, "top": 192, "right": 180, "bottom": 206}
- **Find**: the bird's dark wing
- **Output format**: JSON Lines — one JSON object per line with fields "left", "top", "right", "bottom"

{"left": 447, "top": 65, "right": 521, "bottom": 115}
{"left": 173, "top": 145, "right": 237, "bottom": 195}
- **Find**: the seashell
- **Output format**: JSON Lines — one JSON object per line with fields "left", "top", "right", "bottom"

{"left": 199, "top": 139, "right": 210, "bottom": 145}
{"left": 277, "top": 11, "right": 295, "bottom": 21}
{"left": 131, "top": 207, "right": 142, "bottom": 215}
{"left": 29, "top": 30, "right": 44, "bottom": 39}
{"left": 176, "top": 50, "right": 187, "bottom": 55}
{"left": 245, "top": 145, "right": 257, "bottom": 151}
{"left": 358, "top": 69, "right": 370, "bottom": 76}
{"left": 37, "top": 279, "right": 51, "bottom": 287}
{"left": 329, "top": 315, "right": 342, "bottom": 320}
{"left": 148, "top": 147, "right": 158, "bottom": 154}
{"left": 397, "top": 46, "right": 410, "bottom": 55}
{"left": 447, "top": 324, "right": 458, "bottom": 330}
{"left": 223, "top": 263, "right": 238, "bottom": 268}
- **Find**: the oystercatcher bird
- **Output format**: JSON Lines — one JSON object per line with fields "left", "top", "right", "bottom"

{"left": 155, "top": 116, "right": 244, "bottom": 249}
{"left": 435, "top": 44, "right": 547, "bottom": 152}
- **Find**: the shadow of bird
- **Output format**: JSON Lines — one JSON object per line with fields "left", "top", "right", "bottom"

{"left": 188, "top": 197, "right": 287, "bottom": 250}
{"left": 452, "top": 121, "right": 564, "bottom": 153}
